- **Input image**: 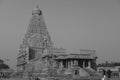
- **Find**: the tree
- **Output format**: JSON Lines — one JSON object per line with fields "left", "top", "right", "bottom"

{"left": 0, "top": 63, "right": 10, "bottom": 69}
{"left": 97, "top": 61, "right": 120, "bottom": 67}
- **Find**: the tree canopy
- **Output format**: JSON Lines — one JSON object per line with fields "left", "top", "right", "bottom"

{"left": 0, "top": 63, "right": 10, "bottom": 69}
{"left": 97, "top": 61, "right": 120, "bottom": 67}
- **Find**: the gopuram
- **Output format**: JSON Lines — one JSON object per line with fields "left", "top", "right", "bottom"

{"left": 17, "top": 5, "right": 101, "bottom": 80}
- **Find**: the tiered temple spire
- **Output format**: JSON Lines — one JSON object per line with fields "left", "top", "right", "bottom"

{"left": 23, "top": 5, "right": 53, "bottom": 48}
{"left": 18, "top": 5, "right": 53, "bottom": 67}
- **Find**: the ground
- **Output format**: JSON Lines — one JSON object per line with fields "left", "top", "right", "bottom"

{"left": 2, "top": 77, "right": 120, "bottom": 80}
{"left": 109, "top": 77, "right": 120, "bottom": 80}
{"left": 1, "top": 78, "right": 29, "bottom": 80}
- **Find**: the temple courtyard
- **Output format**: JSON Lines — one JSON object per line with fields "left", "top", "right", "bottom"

{"left": 1, "top": 77, "right": 120, "bottom": 80}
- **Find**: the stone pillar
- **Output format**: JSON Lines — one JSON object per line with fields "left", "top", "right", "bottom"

{"left": 67, "top": 60, "right": 69, "bottom": 68}
{"left": 59, "top": 62, "right": 60, "bottom": 68}
{"left": 71, "top": 60, "right": 73, "bottom": 68}
{"left": 65, "top": 60, "right": 67, "bottom": 68}
{"left": 68, "top": 61, "right": 71, "bottom": 68}
{"left": 83, "top": 61, "right": 85, "bottom": 68}
{"left": 71, "top": 60, "right": 74, "bottom": 67}
{"left": 60, "top": 61, "right": 63, "bottom": 69}
{"left": 74, "top": 60, "right": 78, "bottom": 66}
{"left": 44, "top": 58, "right": 48, "bottom": 68}
{"left": 88, "top": 61, "right": 91, "bottom": 68}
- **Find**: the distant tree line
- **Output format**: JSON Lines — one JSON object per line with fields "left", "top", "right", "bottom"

{"left": 97, "top": 61, "right": 120, "bottom": 67}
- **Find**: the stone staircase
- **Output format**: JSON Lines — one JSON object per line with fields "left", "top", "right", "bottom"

{"left": 83, "top": 68, "right": 102, "bottom": 77}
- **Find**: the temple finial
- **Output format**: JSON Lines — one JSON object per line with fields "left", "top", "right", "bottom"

{"left": 32, "top": 4, "right": 42, "bottom": 15}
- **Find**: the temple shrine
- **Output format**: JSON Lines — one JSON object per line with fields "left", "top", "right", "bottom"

{"left": 17, "top": 5, "right": 101, "bottom": 80}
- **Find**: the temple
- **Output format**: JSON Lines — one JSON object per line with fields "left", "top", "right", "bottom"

{"left": 17, "top": 5, "right": 101, "bottom": 79}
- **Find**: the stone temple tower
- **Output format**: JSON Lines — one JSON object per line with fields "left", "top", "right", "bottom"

{"left": 25, "top": 5, "right": 53, "bottom": 60}
{"left": 17, "top": 5, "right": 53, "bottom": 72}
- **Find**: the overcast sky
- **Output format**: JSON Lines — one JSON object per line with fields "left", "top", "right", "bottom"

{"left": 0, "top": 0, "right": 120, "bottom": 70}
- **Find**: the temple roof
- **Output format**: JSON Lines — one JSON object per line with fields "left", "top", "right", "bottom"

{"left": 55, "top": 53, "right": 96, "bottom": 60}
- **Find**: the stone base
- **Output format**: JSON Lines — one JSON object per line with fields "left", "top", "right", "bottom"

{"left": 22, "top": 73, "right": 30, "bottom": 79}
